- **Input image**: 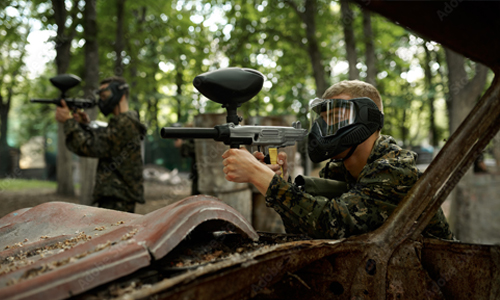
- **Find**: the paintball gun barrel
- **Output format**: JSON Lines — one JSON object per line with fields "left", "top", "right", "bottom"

{"left": 160, "top": 67, "right": 308, "bottom": 152}
{"left": 160, "top": 121, "right": 307, "bottom": 149}
{"left": 30, "top": 74, "right": 97, "bottom": 110}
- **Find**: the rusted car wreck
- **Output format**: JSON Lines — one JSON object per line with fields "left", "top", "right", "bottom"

{"left": 1, "top": 1, "right": 500, "bottom": 299}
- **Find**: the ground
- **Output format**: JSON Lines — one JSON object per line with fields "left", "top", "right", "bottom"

{"left": 0, "top": 169, "right": 454, "bottom": 226}
{"left": 0, "top": 178, "right": 192, "bottom": 219}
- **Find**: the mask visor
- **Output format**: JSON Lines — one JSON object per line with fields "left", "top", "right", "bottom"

{"left": 309, "top": 98, "right": 356, "bottom": 137}
{"left": 95, "top": 87, "right": 114, "bottom": 102}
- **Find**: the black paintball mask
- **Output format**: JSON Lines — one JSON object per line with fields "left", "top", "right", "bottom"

{"left": 307, "top": 97, "right": 384, "bottom": 163}
{"left": 96, "top": 81, "right": 129, "bottom": 116}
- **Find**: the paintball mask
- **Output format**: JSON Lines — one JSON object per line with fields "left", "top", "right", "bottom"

{"left": 307, "top": 97, "right": 384, "bottom": 163}
{"left": 96, "top": 81, "right": 129, "bottom": 116}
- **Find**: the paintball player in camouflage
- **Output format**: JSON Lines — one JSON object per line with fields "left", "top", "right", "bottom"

{"left": 222, "top": 80, "right": 454, "bottom": 240}
{"left": 55, "top": 77, "right": 147, "bottom": 213}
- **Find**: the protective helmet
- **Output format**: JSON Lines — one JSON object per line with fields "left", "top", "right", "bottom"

{"left": 307, "top": 97, "right": 384, "bottom": 163}
{"left": 96, "top": 81, "right": 129, "bottom": 116}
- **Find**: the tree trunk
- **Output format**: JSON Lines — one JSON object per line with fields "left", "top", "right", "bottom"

{"left": 288, "top": 0, "right": 328, "bottom": 96}
{"left": 56, "top": 127, "right": 74, "bottom": 195}
{"left": 401, "top": 108, "right": 407, "bottom": 148}
{"left": 341, "top": 0, "right": 358, "bottom": 81}
{"left": 148, "top": 95, "right": 159, "bottom": 130}
{"left": 129, "top": 6, "right": 146, "bottom": 111}
{"left": 423, "top": 43, "right": 438, "bottom": 147}
{"left": 79, "top": 0, "right": 100, "bottom": 206}
{"left": 305, "top": 0, "right": 328, "bottom": 96}
{"left": 286, "top": 0, "right": 327, "bottom": 175}
{"left": 445, "top": 48, "right": 489, "bottom": 134}
{"left": 52, "top": 0, "right": 72, "bottom": 76}
{"left": 52, "top": 0, "right": 78, "bottom": 196}
{"left": 444, "top": 47, "right": 489, "bottom": 238}
{"left": 175, "top": 66, "right": 183, "bottom": 122}
{"left": 114, "top": 0, "right": 126, "bottom": 76}
{"left": 363, "top": 9, "right": 376, "bottom": 86}
{"left": 0, "top": 93, "right": 10, "bottom": 177}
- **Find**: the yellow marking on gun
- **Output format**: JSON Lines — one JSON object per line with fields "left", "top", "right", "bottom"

{"left": 269, "top": 148, "right": 283, "bottom": 178}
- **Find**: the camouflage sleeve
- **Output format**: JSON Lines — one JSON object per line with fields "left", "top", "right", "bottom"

{"left": 265, "top": 172, "right": 408, "bottom": 239}
{"left": 266, "top": 174, "right": 389, "bottom": 239}
{"left": 63, "top": 116, "right": 136, "bottom": 158}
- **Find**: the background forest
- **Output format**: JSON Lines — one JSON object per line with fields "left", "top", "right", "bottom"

{"left": 0, "top": 0, "right": 495, "bottom": 203}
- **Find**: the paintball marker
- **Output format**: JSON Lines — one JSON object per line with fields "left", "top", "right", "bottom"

{"left": 30, "top": 74, "right": 97, "bottom": 111}
{"left": 160, "top": 67, "right": 308, "bottom": 167}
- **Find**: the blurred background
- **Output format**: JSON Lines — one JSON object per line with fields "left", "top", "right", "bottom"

{"left": 0, "top": 0, "right": 499, "bottom": 243}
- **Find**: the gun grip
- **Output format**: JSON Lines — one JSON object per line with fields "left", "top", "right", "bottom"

{"left": 268, "top": 148, "right": 283, "bottom": 178}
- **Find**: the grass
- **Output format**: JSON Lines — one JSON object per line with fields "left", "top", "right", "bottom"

{"left": 0, "top": 179, "right": 58, "bottom": 191}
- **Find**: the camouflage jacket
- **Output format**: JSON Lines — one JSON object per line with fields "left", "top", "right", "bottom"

{"left": 265, "top": 135, "right": 454, "bottom": 240}
{"left": 64, "top": 111, "right": 147, "bottom": 204}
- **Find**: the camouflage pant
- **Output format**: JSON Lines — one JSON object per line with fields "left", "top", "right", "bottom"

{"left": 96, "top": 197, "right": 136, "bottom": 213}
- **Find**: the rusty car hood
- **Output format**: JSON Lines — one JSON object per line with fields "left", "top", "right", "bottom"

{"left": 0, "top": 196, "right": 258, "bottom": 300}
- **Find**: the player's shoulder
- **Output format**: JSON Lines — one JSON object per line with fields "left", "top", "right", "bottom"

{"left": 363, "top": 135, "right": 421, "bottom": 183}
{"left": 370, "top": 135, "right": 418, "bottom": 164}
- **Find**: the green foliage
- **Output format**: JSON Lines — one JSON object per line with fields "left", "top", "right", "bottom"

{"left": 7, "top": 0, "right": 479, "bottom": 171}
{"left": 191, "top": 1, "right": 453, "bottom": 148}
{"left": 204, "top": 0, "right": 337, "bottom": 125}
{"left": 92, "top": 1, "right": 214, "bottom": 131}
{"left": 0, "top": 2, "right": 31, "bottom": 91}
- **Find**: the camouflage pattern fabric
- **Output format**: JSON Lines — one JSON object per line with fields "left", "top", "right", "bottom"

{"left": 64, "top": 111, "right": 147, "bottom": 207}
{"left": 265, "top": 135, "right": 454, "bottom": 240}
